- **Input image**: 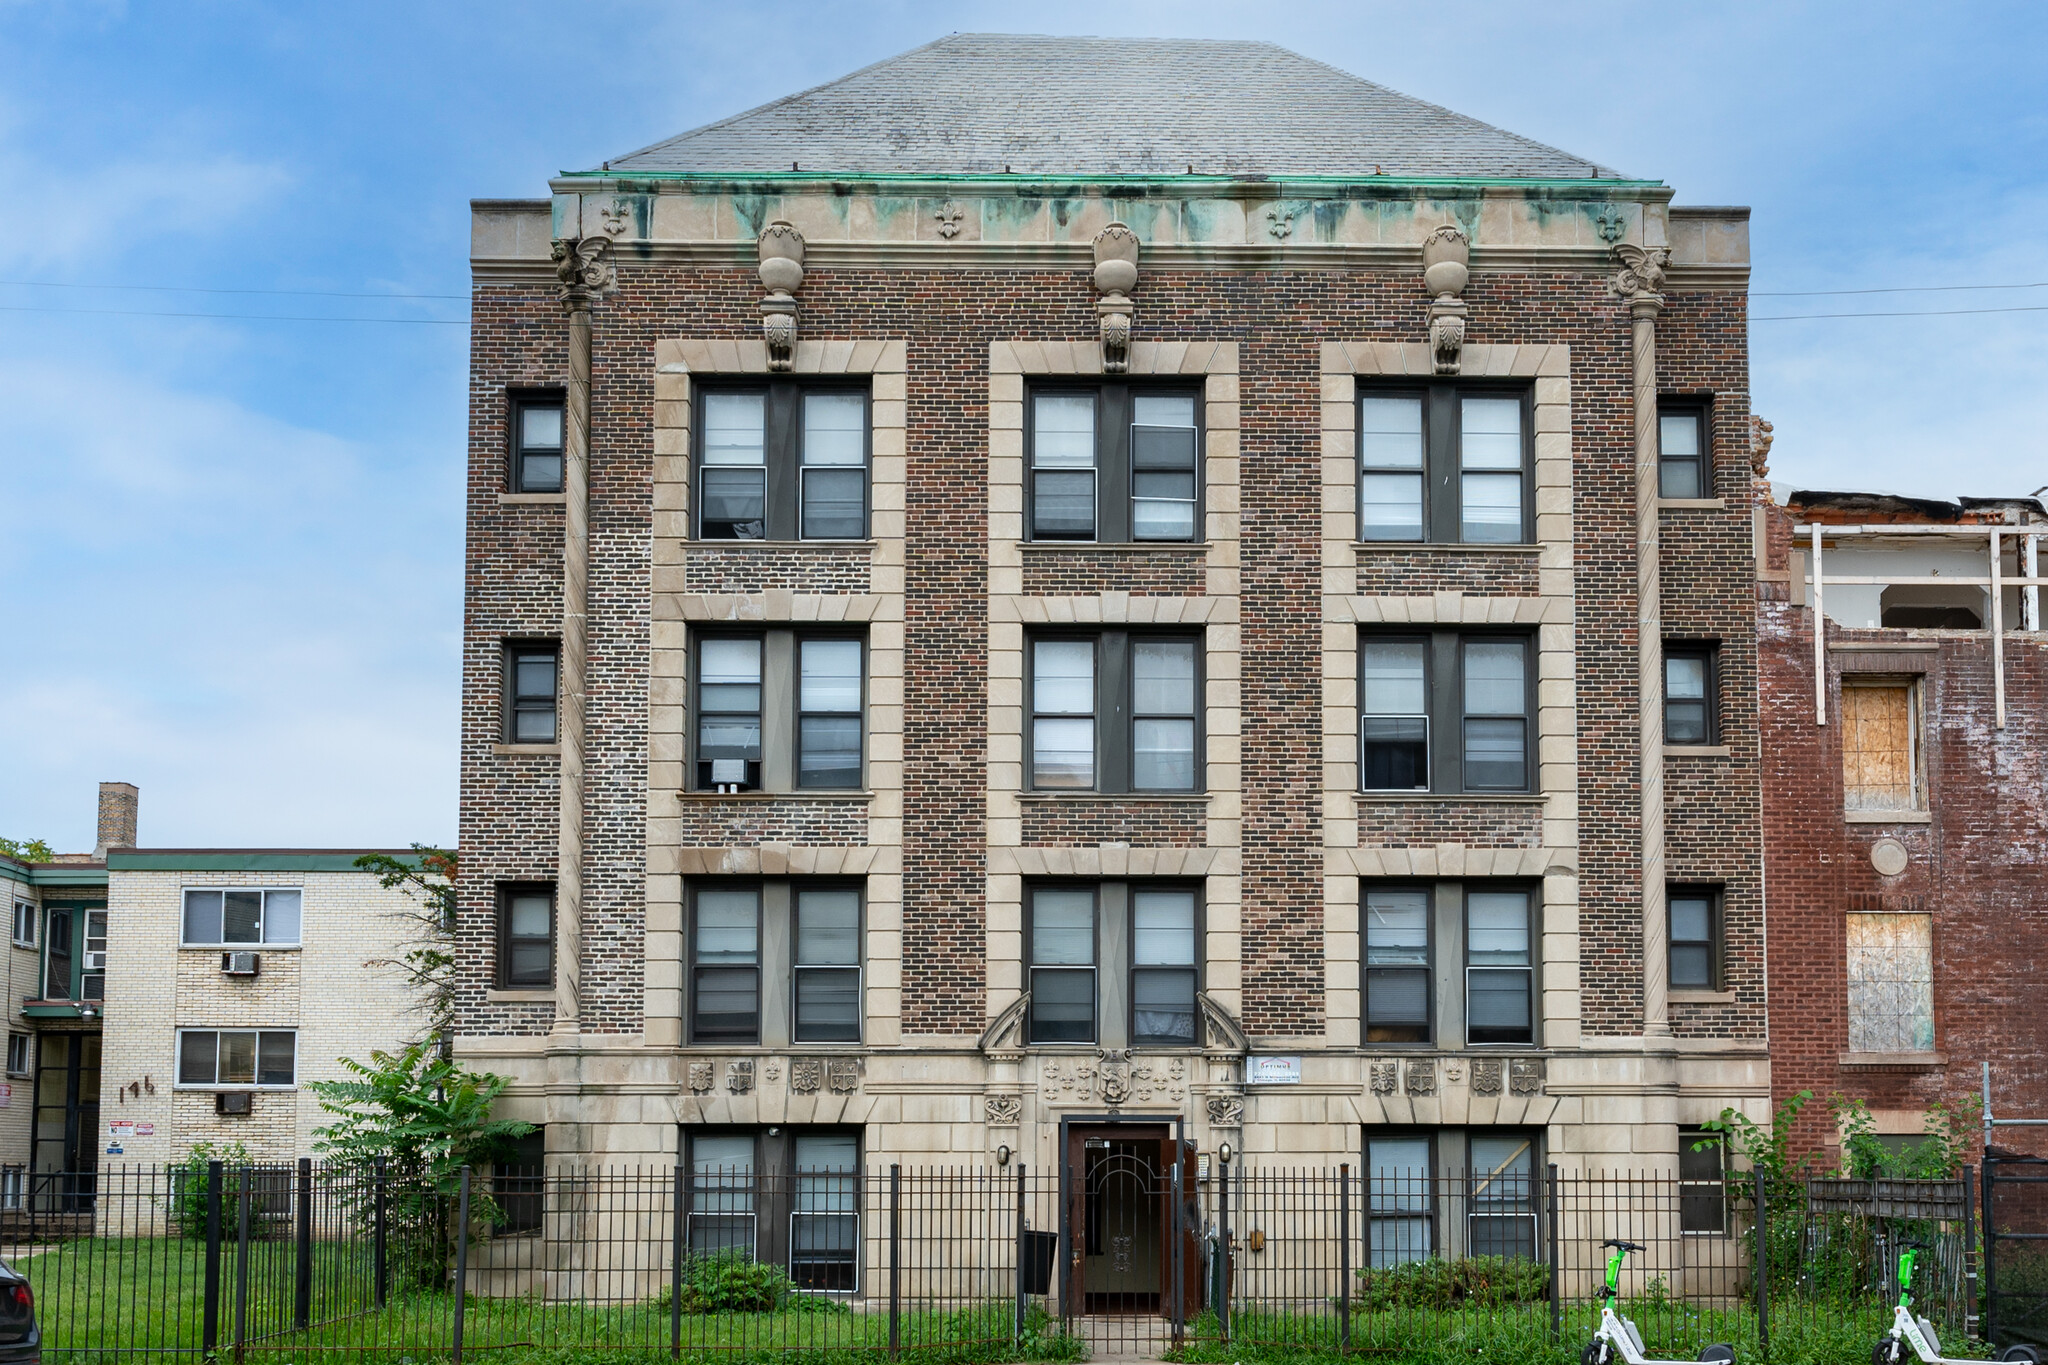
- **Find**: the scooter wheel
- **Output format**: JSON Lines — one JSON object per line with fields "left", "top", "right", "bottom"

{"left": 1996, "top": 1346, "right": 2042, "bottom": 1363}
{"left": 1699, "top": 1344, "right": 1736, "bottom": 1362}
{"left": 1873, "top": 1340, "right": 1904, "bottom": 1365}
{"left": 1584, "top": 1341, "right": 1613, "bottom": 1365}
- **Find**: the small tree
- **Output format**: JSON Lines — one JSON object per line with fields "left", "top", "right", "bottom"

{"left": 308, "top": 1043, "right": 532, "bottom": 1286}
{"left": 1700, "top": 1090, "right": 1816, "bottom": 1296}
{"left": 0, "top": 837, "right": 54, "bottom": 863}
{"left": 354, "top": 846, "right": 456, "bottom": 1055}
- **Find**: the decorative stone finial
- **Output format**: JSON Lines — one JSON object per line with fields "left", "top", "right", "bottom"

{"left": 550, "top": 235, "right": 615, "bottom": 311}
{"left": 1750, "top": 413, "right": 1774, "bottom": 480}
{"left": 1422, "top": 225, "right": 1470, "bottom": 375}
{"left": 1092, "top": 223, "right": 1139, "bottom": 373}
{"left": 1610, "top": 241, "right": 1670, "bottom": 317}
{"left": 757, "top": 221, "right": 806, "bottom": 371}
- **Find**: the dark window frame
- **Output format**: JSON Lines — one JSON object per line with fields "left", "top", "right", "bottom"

{"left": 1024, "top": 382, "right": 1206, "bottom": 544}
{"left": 1362, "top": 1128, "right": 1439, "bottom": 1266}
{"left": 1363, "top": 882, "right": 1435, "bottom": 1047}
{"left": 1026, "top": 882, "right": 1100, "bottom": 1046}
{"left": 175, "top": 1029, "right": 298, "bottom": 1089}
{"left": 1679, "top": 1128, "right": 1730, "bottom": 1234}
{"left": 689, "top": 629, "right": 867, "bottom": 793}
{"left": 1668, "top": 884, "right": 1723, "bottom": 992}
{"left": 692, "top": 382, "right": 872, "bottom": 542}
{"left": 688, "top": 881, "right": 765, "bottom": 1045}
{"left": 1127, "top": 882, "right": 1203, "bottom": 1049}
{"left": 495, "top": 882, "right": 556, "bottom": 991}
{"left": 1026, "top": 630, "right": 1206, "bottom": 793}
{"left": 1656, "top": 398, "right": 1711, "bottom": 500}
{"left": 503, "top": 640, "right": 561, "bottom": 745}
{"left": 3, "top": 1033, "right": 27, "bottom": 1078}
{"left": 1463, "top": 883, "right": 1539, "bottom": 1047}
{"left": 1356, "top": 382, "right": 1535, "bottom": 545}
{"left": 1360, "top": 630, "right": 1537, "bottom": 795}
{"left": 509, "top": 390, "right": 567, "bottom": 494}
{"left": 493, "top": 1127, "right": 547, "bottom": 1235}
{"left": 682, "top": 1127, "right": 864, "bottom": 1293}
{"left": 792, "top": 882, "right": 865, "bottom": 1045}
{"left": 1663, "top": 641, "right": 1720, "bottom": 746}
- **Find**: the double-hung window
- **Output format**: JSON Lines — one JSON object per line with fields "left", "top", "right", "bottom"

{"left": 10, "top": 901, "right": 33, "bottom": 949}
{"left": 1365, "top": 886, "right": 1431, "bottom": 1044}
{"left": 1028, "top": 886, "right": 1097, "bottom": 1044}
{"left": 687, "top": 1131, "right": 758, "bottom": 1254}
{"left": 1466, "top": 1135, "right": 1538, "bottom": 1258}
{"left": 1357, "top": 387, "right": 1531, "bottom": 544}
{"left": 1680, "top": 1130, "right": 1729, "bottom": 1234}
{"left": 1028, "top": 387, "right": 1202, "bottom": 542}
{"left": 181, "top": 889, "right": 302, "bottom": 947}
{"left": 178, "top": 1030, "right": 296, "bottom": 1088}
{"left": 3, "top": 1034, "right": 27, "bottom": 1078}
{"left": 1669, "top": 887, "right": 1720, "bottom": 991}
{"left": 687, "top": 881, "right": 864, "bottom": 1046}
{"left": 1029, "top": 632, "right": 1201, "bottom": 792}
{"left": 1360, "top": 633, "right": 1533, "bottom": 793}
{"left": 82, "top": 909, "right": 106, "bottom": 1000}
{"left": 511, "top": 395, "right": 564, "bottom": 494}
{"left": 696, "top": 386, "right": 870, "bottom": 541}
{"left": 505, "top": 643, "right": 560, "bottom": 744}
{"left": 693, "top": 631, "right": 865, "bottom": 792}
{"left": 1841, "top": 681, "right": 1923, "bottom": 812}
{"left": 1466, "top": 888, "right": 1536, "bottom": 1045}
{"left": 684, "top": 1129, "right": 862, "bottom": 1290}
{"left": 1658, "top": 402, "right": 1709, "bottom": 499}
{"left": 1131, "top": 888, "right": 1198, "bottom": 1046}
{"left": 1366, "top": 1135, "right": 1434, "bottom": 1266}
{"left": 1664, "top": 644, "right": 1718, "bottom": 745}
{"left": 793, "top": 887, "right": 861, "bottom": 1043}
{"left": 496, "top": 884, "right": 555, "bottom": 990}
{"left": 690, "top": 886, "right": 763, "bottom": 1044}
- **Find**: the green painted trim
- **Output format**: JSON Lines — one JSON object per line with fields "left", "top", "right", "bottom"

{"left": 20, "top": 1003, "right": 93, "bottom": 1020}
{"left": 106, "top": 851, "right": 418, "bottom": 873}
{"left": 555, "top": 170, "right": 1666, "bottom": 192}
{"left": 26, "top": 867, "right": 107, "bottom": 888}
{"left": 0, "top": 862, "right": 24, "bottom": 886}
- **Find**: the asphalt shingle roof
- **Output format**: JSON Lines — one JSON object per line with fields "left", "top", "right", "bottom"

{"left": 601, "top": 34, "right": 1626, "bottom": 181}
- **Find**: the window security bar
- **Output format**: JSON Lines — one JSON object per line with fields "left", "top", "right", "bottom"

{"left": 1797, "top": 522, "right": 2048, "bottom": 730}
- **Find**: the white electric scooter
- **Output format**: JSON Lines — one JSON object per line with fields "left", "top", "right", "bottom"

{"left": 1875, "top": 1244, "right": 2040, "bottom": 1365}
{"left": 1581, "top": 1240, "right": 1736, "bottom": 1365}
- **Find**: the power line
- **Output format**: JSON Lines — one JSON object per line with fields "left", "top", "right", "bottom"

{"left": 1753, "top": 281, "right": 2047, "bottom": 298}
{"left": 0, "top": 304, "right": 464, "bottom": 324}
{"left": 1755, "top": 304, "right": 2048, "bottom": 321}
{"left": 0, "top": 279, "right": 466, "bottom": 301}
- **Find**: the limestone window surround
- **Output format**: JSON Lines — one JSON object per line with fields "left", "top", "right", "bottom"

{"left": 645, "top": 338, "right": 906, "bottom": 1051}
{"left": 1322, "top": 342, "right": 1579, "bottom": 1055}
{"left": 986, "top": 341, "right": 1243, "bottom": 1034}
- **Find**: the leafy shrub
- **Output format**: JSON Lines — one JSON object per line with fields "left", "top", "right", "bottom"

{"left": 1351, "top": 1254, "right": 1550, "bottom": 1310}
{"left": 170, "top": 1141, "right": 256, "bottom": 1240}
{"left": 653, "top": 1249, "right": 796, "bottom": 1314}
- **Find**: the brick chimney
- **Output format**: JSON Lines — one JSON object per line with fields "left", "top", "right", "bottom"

{"left": 95, "top": 782, "right": 138, "bottom": 858}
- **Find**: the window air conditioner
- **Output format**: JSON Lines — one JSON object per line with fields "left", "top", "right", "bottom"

{"left": 83, "top": 951, "right": 107, "bottom": 971}
{"left": 221, "top": 952, "right": 261, "bottom": 976}
{"left": 215, "top": 1091, "right": 253, "bottom": 1116}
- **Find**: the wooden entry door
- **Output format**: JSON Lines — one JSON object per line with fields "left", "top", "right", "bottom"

{"left": 1063, "top": 1125, "right": 1201, "bottom": 1317}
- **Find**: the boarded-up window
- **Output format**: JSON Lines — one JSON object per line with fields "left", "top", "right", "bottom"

{"left": 1846, "top": 912, "right": 1934, "bottom": 1053}
{"left": 1842, "top": 683, "right": 1920, "bottom": 810}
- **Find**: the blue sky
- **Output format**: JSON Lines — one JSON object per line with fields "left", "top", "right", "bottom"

{"left": 2, "top": 1, "right": 2043, "bottom": 852}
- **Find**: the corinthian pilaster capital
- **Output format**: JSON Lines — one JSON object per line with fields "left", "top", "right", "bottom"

{"left": 551, "top": 235, "right": 615, "bottom": 311}
{"left": 1609, "top": 242, "right": 1669, "bottom": 316}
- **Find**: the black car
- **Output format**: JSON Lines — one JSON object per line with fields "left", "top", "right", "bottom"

{"left": 0, "top": 1259, "right": 38, "bottom": 1365}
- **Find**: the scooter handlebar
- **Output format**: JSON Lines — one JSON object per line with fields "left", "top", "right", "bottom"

{"left": 1603, "top": 1240, "right": 1647, "bottom": 1252}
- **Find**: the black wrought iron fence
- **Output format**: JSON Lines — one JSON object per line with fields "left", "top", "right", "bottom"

{"left": 4, "top": 1160, "right": 1987, "bottom": 1363}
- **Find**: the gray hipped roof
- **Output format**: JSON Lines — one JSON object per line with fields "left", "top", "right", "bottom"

{"left": 600, "top": 34, "right": 1626, "bottom": 181}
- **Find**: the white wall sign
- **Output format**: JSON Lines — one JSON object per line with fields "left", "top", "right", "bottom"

{"left": 1246, "top": 1056, "right": 1301, "bottom": 1085}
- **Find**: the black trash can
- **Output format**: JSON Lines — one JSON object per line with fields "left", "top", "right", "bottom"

{"left": 1019, "top": 1229, "right": 1058, "bottom": 1296}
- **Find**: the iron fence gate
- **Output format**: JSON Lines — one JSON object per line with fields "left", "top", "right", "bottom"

{"left": 1986, "top": 1156, "right": 2048, "bottom": 1352}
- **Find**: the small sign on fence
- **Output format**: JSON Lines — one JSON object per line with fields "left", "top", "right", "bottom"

{"left": 1247, "top": 1055, "right": 1302, "bottom": 1085}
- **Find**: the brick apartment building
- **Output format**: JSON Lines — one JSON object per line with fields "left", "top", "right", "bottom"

{"left": 1759, "top": 488, "right": 2048, "bottom": 1163}
{"left": 456, "top": 34, "right": 1768, "bottom": 1275}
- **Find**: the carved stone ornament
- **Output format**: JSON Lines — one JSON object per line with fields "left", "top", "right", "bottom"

{"left": 1422, "top": 225, "right": 1471, "bottom": 375}
{"left": 551, "top": 235, "right": 615, "bottom": 310}
{"left": 1098, "top": 1049, "right": 1133, "bottom": 1106}
{"left": 1040, "top": 1057, "right": 1098, "bottom": 1101}
{"left": 826, "top": 1059, "right": 860, "bottom": 1094}
{"left": 762, "top": 1058, "right": 783, "bottom": 1084}
{"left": 978, "top": 994, "right": 1031, "bottom": 1059}
{"left": 1750, "top": 414, "right": 1775, "bottom": 480}
{"left": 1205, "top": 1094, "right": 1245, "bottom": 1127}
{"left": 757, "top": 221, "right": 806, "bottom": 371}
{"left": 726, "top": 1059, "right": 754, "bottom": 1095}
{"left": 984, "top": 1093, "right": 1023, "bottom": 1125}
{"left": 1370, "top": 1061, "right": 1398, "bottom": 1095}
{"left": 1471, "top": 1057, "right": 1504, "bottom": 1096}
{"left": 1443, "top": 1060, "right": 1465, "bottom": 1085}
{"left": 1266, "top": 208, "right": 1296, "bottom": 240}
{"left": 1404, "top": 1059, "right": 1437, "bottom": 1096}
{"left": 600, "top": 197, "right": 632, "bottom": 238}
{"left": 790, "top": 1058, "right": 823, "bottom": 1095}
{"left": 1509, "top": 1057, "right": 1545, "bottom": 1096}
{"left": 1595, "top": 205, "right": 1627, "bottom": 244}
{"left": 688, "top": 1061, "right": 714, "bottom": 1094}
{"left": 1609, "top": 242, "right": 1671, "bottom": 309}
{"left": 1092, "top": 223, "right": 1139, "bottom": 374}
{"left": 934, "top": 202, "right": 965, "bottom": 239}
